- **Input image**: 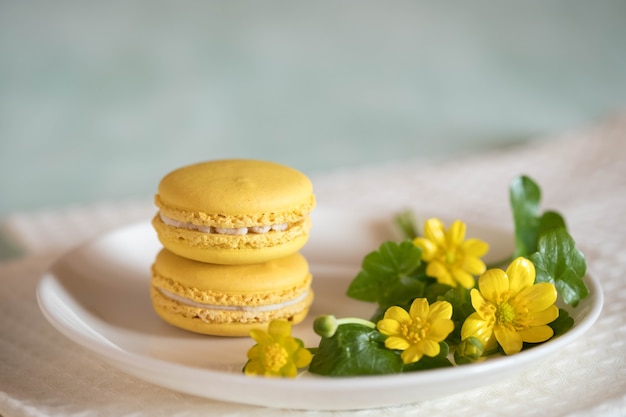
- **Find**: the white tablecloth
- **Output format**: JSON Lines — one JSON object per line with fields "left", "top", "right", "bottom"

{"left": 2, "top": 114, "right": 626, "bottom": 417}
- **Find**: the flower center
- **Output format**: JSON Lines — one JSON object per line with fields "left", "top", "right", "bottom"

{"left": 497, "top": 302, "right": 516, "bottom": 324}
{"left": 444, "top": 250, "right": 457, "bottom": 265}
{"left": 401, "top": 317, "right": 430, "bottom": 344}
{"left": 263, "top": 342, "right": 289, "bottom": 372}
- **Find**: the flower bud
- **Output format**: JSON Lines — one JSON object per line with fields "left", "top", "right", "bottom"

{"left": 313, "top": 315, "right": 339, "bottom": 338}
{"left": 454, "top": 337, "right": 484, "bottom": 365}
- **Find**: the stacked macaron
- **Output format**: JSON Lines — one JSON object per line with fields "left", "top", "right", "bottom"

{"left": 150, "top": 159, "right": 315, "bottom": 336}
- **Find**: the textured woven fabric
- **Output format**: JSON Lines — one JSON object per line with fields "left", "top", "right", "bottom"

{"left": 1, "top": 114, "right": 626, "bottom": 416}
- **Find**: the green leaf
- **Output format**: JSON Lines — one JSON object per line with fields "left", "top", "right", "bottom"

{"left": 402, "top": 342, "right": 453, "bottom": 372}
{"left": 437, "top": 286, "right": 474, "bottom": 346}
{"left": 509, "top": 175, "right": 541, "bottom": 257}
{"left": 394, "top": 210, "right": 420, "bottom": 240}
{"left": 509, "top": 176, "right": 566, "bottom": 257}
{"left": 529, "top": 228, "right": 588, "bottom": 307}
{"left": 424, "top": 282, "right": 455, "bottom": 303}
{"left": 346, "top": 240, "right": 426, "bottom": 311}
{"left": 549, "top": 308, "right": 575, "bottom": 337}
{"left": 308, "top": 323, "right": 403, "bottom": 376}
{"left": 539, "top": 210, "right": 567, "bottom": 232}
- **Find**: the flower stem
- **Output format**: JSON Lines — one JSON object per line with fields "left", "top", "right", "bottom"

{"left": 313, "top": 315, "right": 376, "bottom": 338}
{"left": 336, "top": 317, "right": 376, "bottom": 329}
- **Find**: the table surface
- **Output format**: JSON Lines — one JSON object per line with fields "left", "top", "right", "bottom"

{"left": 2, "top": 0, "right": 626, "bottom": 221}
{"left": 1, "top": 114, "right": 625, "bottom": 416}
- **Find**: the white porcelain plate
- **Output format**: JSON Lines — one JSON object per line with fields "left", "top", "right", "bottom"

{"left": 37, "top": 209, "right": 603, "bottom": 410}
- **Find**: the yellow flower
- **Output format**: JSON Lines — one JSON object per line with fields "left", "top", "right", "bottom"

{"left": 413, "top": 218, "right": 489, "bottom": 289}
{"left": 244, "top": 320, "right": 312, "bottom": 377}
{"left": 461, "top": 257, "right": 559, "bottom": 355}
{"left": 377, "top": 298, "right": 454, "bottom": 364}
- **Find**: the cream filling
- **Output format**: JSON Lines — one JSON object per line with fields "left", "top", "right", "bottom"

{"left": 157, "top": 287, "right": 309, "bottom": 312}
{"left": 159, "top": 212, "right": 289, "bottom": 235}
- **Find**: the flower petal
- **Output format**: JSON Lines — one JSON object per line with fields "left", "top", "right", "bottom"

{"left": 247, "top": 345, "right": 260, "bottom": 360}
{"left": 293, "top": 348, "right": 313, "bottom": 368}
{"left": 267, "top": 320, "right": 291, "bottom": 339}
{"left": 243, "top": 359, "right": 263, "bottom": 376}
{"left": 424, "top": 218, "right": 446, "bottom": 247}
{"left": 506, "top": 257, "right": 535, "bottom": 294}
{"left": 478, "top": 269, "right": 509, "bottom": 303}
{"left": 401, "top": 345, "right": 424, "bottom": 364}
{"left": 469, "top": 289, "right": 494, "bottom": 320}
{"left": 461, "top": 255, "right": 487, "bottom": 276}
{"left": 461, "top": 238, "right": 490, "bottom": 257}
{"left": 426, "top": 261, "right": 454, "bottom": 286}
{"left": 281, "top": 337, "right": 300, "bottom": 354}
{"left": 409, "top": 298, "right": 429, "bottom": 320}
{"left": 385, "top": 336, "right": 411, "bottom": 351}
{"left": 494, "top": 326, "right": 523, "bottom": 355}
{"left": 527, "top": 305, "right": 560, "bottom": 326}
{"left": 518, "top": 325, "right": 554, "bottom": 343}
{"left": 428, "top": 300, "right": 453, "bottom": 320}
{"left": 383, "top": 306, "right": 411, "bottom": 323}
{"left": 377, "top": 318, "right": 402, "bottom": 336}
{"left": 483, "top": 334, "right": 498, "bottom": 353}
{"left": 518, "top": 283, "right": 558, "bottom": 312}
{"left": 413, "top": 238, "right": 438, "bottom": 261}
{"left": 451, "top": 267, "right": 476, "bottom": 289}
{"left": 461, "top": 312, "right": 494, "bottom": 343}
{"left": 428, "top": 318, "right": 454, "bottom": 341}
{"left": 281, "top": 362, "right": 297, "bottom": 378}
{"left": 447, "top": 220, "right": 466, "bottom": 247}
{"left": 417, "top": 339, "right": 441, "bottom": 358}
{"left": 249, "top": 329, "right": 273, "bottom": 345}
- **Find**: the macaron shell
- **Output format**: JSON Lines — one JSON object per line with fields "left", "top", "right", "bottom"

{"left": 150, "top": 249, "right": 314, "bottom": 336}
{"left": 156, "top": 159, "right": 315, "bottom": 228}
{"left": 152, "top": 249, "right": 311, "bottom": 300}
{"left": 150, "top": 287, "right": 313, "bottom": 337}
{"left": 152, "top": 214, "right": 311, "bottom": 265}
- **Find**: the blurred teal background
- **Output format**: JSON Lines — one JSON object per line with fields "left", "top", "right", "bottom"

{"left": 1, "top": 0, "right": 625, "bottom": 218}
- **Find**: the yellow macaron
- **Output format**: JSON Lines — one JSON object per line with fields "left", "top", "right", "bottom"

{"left": 152, "top": 159, "right": 315, "bottom": 264}
{"left": 150, "top": 248, "right": 314, "bottom": 336}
